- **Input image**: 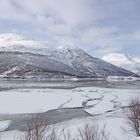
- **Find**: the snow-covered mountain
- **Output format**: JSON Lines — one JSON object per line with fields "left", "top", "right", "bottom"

{"left": 0, "top": 33, "right": 52, "bottom": 55}
{"left": 103, "top": 53, "right": 140, "bottom": 75}
{"left": 0, "top": 33, "right": 137, "bottom": 79}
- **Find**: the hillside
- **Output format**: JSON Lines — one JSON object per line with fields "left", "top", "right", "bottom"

{"left": 0, "top": 33, "right": 136, "bottom": 79}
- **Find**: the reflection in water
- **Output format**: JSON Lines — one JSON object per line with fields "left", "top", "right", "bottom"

{"left": 0, "top": 79, "right": 139, "bottom": 91}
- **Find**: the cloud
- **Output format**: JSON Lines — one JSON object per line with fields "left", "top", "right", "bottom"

{"left": 0, "top": 0, "right": 30, "bottom": 21}
{"left": 0, "top": 0, "right": 139, "bottom": 57}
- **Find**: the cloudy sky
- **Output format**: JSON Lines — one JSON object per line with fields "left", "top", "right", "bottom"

{"left": 0, "top": 0, "right": 140, "bottom": 57}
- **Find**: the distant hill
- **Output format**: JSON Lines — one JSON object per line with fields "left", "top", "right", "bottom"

{"left": 103, "top": 53, "right": 140, "bottom": 75}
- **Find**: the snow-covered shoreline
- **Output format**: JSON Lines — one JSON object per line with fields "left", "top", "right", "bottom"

{"left": 0, "top": 76, "right": 139, "bottom": 82}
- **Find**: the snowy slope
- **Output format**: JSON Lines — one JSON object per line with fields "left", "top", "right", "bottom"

{"left": 0, "top": 33, "right": 136, "bottom": 78}
{"left": 103, "top": 53, "right": 140, "bottom": 75}
{"left": 0, "top": 33, "right": 51, "bottom": 55}
{"left": 47, "top": 45, "right": 136, "bottom": 78}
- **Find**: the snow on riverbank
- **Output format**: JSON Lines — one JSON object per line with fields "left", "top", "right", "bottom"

{"left": 0, "top": 116, "right": 136, "bottom": 140}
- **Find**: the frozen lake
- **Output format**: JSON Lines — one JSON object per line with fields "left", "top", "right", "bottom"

{"left": 0, "top": 79, "right": 140, "bottom": 140}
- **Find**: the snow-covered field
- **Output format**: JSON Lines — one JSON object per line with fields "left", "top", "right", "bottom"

{"left": 0, "top": 81, "right": 139, "bottom": 140}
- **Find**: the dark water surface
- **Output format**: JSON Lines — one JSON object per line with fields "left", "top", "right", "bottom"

{"left": 0, "top": 79, "right": 140, "bottom": 91}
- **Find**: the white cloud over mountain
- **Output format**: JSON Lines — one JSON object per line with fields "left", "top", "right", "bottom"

{"left": 0, "top": 0, "right": 140, "bottom": 57}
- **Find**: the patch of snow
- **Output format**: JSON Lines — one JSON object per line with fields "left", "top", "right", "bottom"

{"left": 0, "top": 120, "right": 11, "bottom": 131}
{"left": 85, "top": 94, "right": 114, "bottom": 115}
{"left": 0, "top": 89, "right": 70, "bottom": 114}
{"left": 133, "top": 137, "right": 140, "bottom": 140}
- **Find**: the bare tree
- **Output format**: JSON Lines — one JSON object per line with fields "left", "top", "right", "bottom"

{"left": 78, "top": 121, "right": 109, "bottom": 140}
{"left": 20, "top": 114, "right": 62, "bottom": 140}
{"left": 21, "top": 114, "right": 47, "bottom": 140}
{"left": 45, "top": 124, "right": 73, "bottom": 140}
{"left": 45, "top": 126, "right": 59, "bottom": 140}
{"left": 19, "top": 114, "right": 110, "bottom": 140}
{"left": 125, "top": 97, "right": 140, "bottom": 137}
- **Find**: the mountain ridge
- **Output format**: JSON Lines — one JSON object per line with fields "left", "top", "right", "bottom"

{"left": 0, "top": 33, "right": 137, "bottom": 79}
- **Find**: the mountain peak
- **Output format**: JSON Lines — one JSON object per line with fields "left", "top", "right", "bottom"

{"left": 0, "top": 33, "right": 50, "bottom": 55}
{"left": 57, "top": 45, "right": 86, "bottom": 56}
{"left": 58, "top": 45, "right": 81, "bottom": 51}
